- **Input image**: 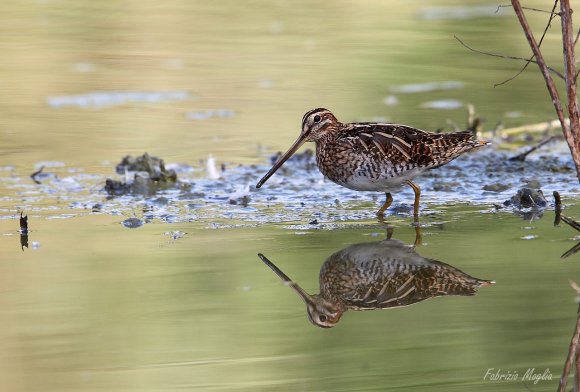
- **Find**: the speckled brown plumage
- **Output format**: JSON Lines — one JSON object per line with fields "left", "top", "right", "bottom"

{"left": 258, "top": 235, "right": 494, "bottom": 328}
{"left": 256, "top": 108, "right": 489, "bottom": 217}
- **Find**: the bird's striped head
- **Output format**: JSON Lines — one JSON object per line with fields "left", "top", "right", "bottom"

{"left": 301, "top": 108, "right": 339, "bottom": 142}
{"left": 256, "top": 108, "right": 338, "bottom": 188}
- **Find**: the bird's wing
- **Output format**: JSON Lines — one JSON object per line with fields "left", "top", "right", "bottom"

{"left": 337, "top": 123, "right": 428, "bottom": 164}
{"left": 338, "top": 123, "right": 480, "bottom": 166}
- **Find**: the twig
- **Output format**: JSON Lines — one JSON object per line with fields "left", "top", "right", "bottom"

{"left": 454, "top": 35, "right": 565, "bottom": 81}
{"left": 511, "top": 0, "right": 580, "bottom": 180}
{"left": 560, "top": 0, "right": 580, "bottom": 157}
{"left": 558, "top": 282, "right": 580, "bottom": 391}
{"left": 555, "top": 191, "right": 563, "bottom": 226}
{"left": 480, "top": 118, "right": 567, "bottom": 139}
{"left": 562, "top": 242, "right": 580, "bottom": 259}
{"left": 30, "top": 166, "right": 44, "bottom": 184}
{"left": 497, "top": 4, "right": 560, "bottom": 15}
{"left": 561, "top": 215, "right": 580, "bottom": 232}
{"left": 508, "top": 136, "right": 555, "bottom": 161}
{"left": 495, "top": 1, "right": 560, "bottom": 87}
{"left": 575, "top": 343, "right": 580, "bottom": 390}
{"left": 19, "top": 212, "right": 28, "bottom": 234}
{"left": 19, "top": 212, "right": 28, "bottom": 252}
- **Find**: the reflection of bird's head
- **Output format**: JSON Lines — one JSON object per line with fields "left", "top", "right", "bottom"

{"left": 258, "top": 253, "right": 343, "bottom": 328}
{"left": 305, "top": 295, "right": 343, "bottom": 328}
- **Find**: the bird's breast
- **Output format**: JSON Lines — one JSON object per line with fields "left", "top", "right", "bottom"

{"left": 315, "top": 142, "right": 423, "bottom": 191}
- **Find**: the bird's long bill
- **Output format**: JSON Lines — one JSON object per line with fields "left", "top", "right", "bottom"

{"left": 257, "top": 253, "right": 315, "bottom": 306}
{"left": 256, "top": 135, "right": 307, "bottom": 188}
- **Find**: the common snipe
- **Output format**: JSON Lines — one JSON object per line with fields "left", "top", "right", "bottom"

{"left": 256, "top": 108, "right": 489, "bottom": 217}
{"left": 258, "top": 229, "right": 494, "bottom": 328}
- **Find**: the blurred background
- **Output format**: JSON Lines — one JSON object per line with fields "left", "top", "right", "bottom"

{"left": 0, "top": 0, "right": 566, "bottom": 168}
{"left": 0, "top": 1, "right": 577, "bottom": 391}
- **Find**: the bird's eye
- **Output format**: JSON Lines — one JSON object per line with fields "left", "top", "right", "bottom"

{"left": 313, "top": 115, "right": 321, "bottom": 123}
{"left": 319, "top": 315, "right": 327, "bottom": 322}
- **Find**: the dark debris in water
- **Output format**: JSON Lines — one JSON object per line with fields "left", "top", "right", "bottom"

{"left": 122, "top": 218, "right": 144, "bottom": 229}
{"left": 503, "top": 187, "right": 548, "bottom": 209}
{"left": 106, "top": 153, "right": 180, "bottom": 197}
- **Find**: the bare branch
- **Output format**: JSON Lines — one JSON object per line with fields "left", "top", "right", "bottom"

{"left": 574, "top": 27, "right": 580, "bottom": 46}
{"left": 508, "top": 136, "right": 555, "bottom": 162}
{"left": 496, "top": 3, "right": 561, "bottom": 15}
{"left": 495, "top": 1, "right": 560, "bottom": 87}
{"left": 454, "top": 35, "right": 565, "bottom": 80}
{"left": 511, "top": 1, "right": 573, "bottom": 158}
{"left": 558, "top": 279, "right": 580, "bottom": 391}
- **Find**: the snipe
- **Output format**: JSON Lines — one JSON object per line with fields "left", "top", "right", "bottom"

{"left": 258, "top": 229, "right": 494, "bottom": 328}
{"left": 256, "top": 108, "right": 489, "bottom": 217}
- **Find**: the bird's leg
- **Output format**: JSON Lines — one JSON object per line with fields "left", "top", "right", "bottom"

{"left": 377, "top": 192, "right": 393, "bottom": 217}
{"left": 405, "top": 180, "right": 421, "bottom": 217}
{"left": 386, "top": 226, "right": 394, "bottom": 240}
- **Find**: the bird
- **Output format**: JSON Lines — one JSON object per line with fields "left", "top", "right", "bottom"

{"left": 256, "top": 108, "right": 489, "bottom": 217}
{"left": 258, "top": 231, "right": 494, "bottom": 328}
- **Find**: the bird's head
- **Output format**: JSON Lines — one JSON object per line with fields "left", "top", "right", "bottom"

{"left": 256, "top": 108, "right": 338, "bottom": 188}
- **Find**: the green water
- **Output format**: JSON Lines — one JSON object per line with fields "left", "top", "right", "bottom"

{"left": 1, "top": 1, "right": 580, "bottom": 391}
{"left": 1, "top": 207, "right": 580, "bottom": 391}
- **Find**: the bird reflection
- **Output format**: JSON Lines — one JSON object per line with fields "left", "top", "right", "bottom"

{"left": 258, "top": 229, "right": 494, "bottom": 328}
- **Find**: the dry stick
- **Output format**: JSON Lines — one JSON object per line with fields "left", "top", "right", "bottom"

{"left": 497, "top": 4, "right": 561, "bottom": 15}
{"left": 555, "top": 191, "right": 562, "bottom": 226}
{"left": 508, "top": 136, "right": 555, "bottom": 161}
{"left": 559, "top": 282, "right": 580, "bottom": 392}
{"left": 454, "top": 36, "right": 565, "bottom": 81}
{"left": 562, "top": 215, "right": 580, "bottom": 232}
{"left": 511, "top": 0, "right": 580, "bottom": 181}
{"left": 561, "top": 0, "right": 580, "bottom": 159}
{"left": 576, "top": 352, "right": 580, "bottom": 392}
{"left": 479, "top": 118, "right": 568, "bottom": 139}
{"left": 495, "top": 1, "right": 560, "bottom": 87}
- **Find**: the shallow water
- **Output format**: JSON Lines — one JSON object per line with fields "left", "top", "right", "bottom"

{"left": 1, "top": 1, "right": 580, "bottom": 391}
{"left": 2, "top": 205, "right": 580, "bottom": 391}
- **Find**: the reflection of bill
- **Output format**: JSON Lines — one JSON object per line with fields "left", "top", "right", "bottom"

{"left": 258, "top": 229, "right": 494, "bottom": 328}
{"left": 483, "top": 368, "right": 552, "bottom": 385}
